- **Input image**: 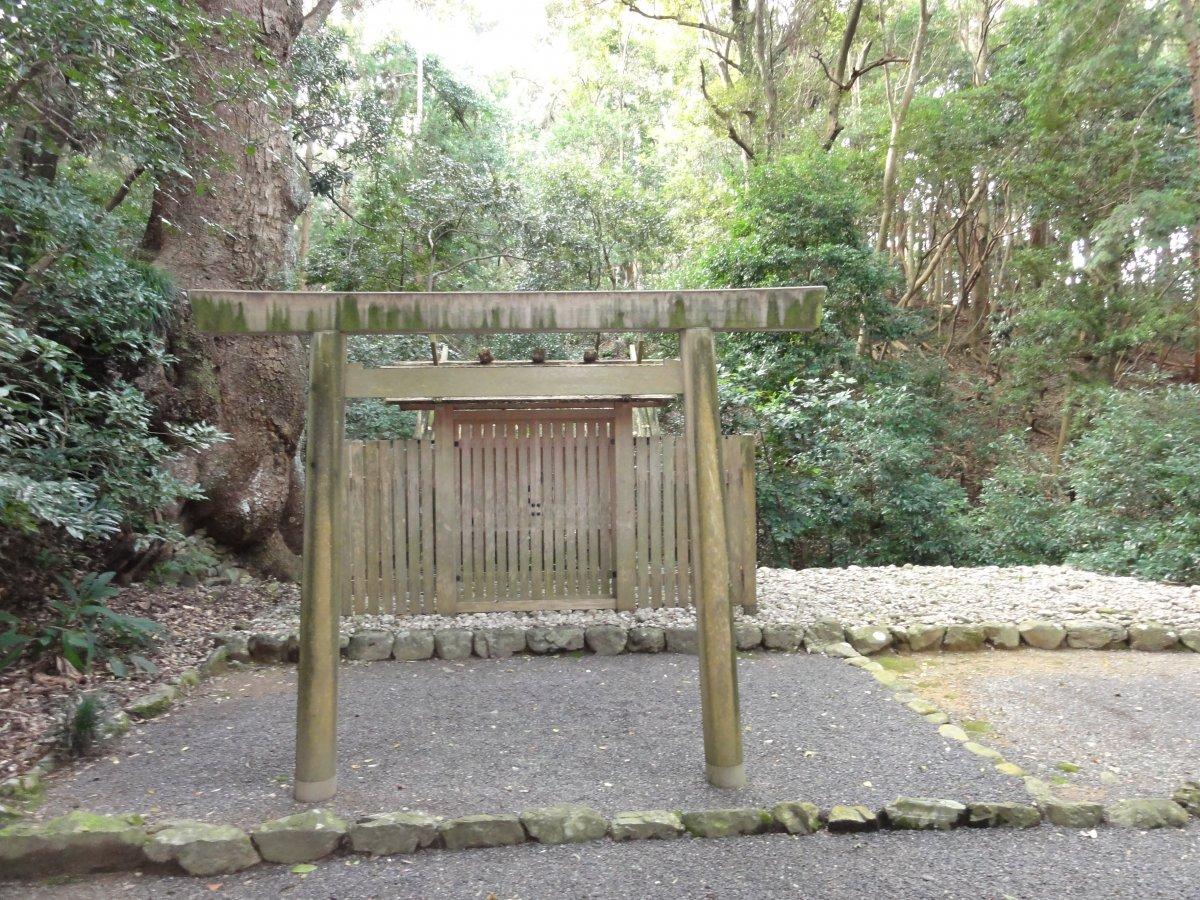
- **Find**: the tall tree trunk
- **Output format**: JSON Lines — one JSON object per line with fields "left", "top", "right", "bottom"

{"left": 1179, "top": 0, "right": 1200, "bottom": 381}
{"left": 876, "top": 0, "right": 932, "bottom": 255}
{"left": 822, "top": 0, "right": 866, "bottom": 150}
{"left": 140, "top": 0, "right": 309, "bottom": 578}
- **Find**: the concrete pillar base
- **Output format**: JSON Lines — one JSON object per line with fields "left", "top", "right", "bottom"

{"left": 294, "top": 775, "right": 337, "bottom": 803}
{"left": 705, "top": 763, "right": 747, "bottom": 789}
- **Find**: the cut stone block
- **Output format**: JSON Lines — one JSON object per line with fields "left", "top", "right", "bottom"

{"left": 882, "top": 797, "right": 966, "bottom": 831}
{"left": 609, "top": 810, "right": 684, "bottom": 841}
{"left": 983, "top": 622, "right": 1021, "bottom": 650}
{"left": 519, "top": 804, "right": 608, "bottom": 845}
{"left": 526, "top": 626, "right": 585, "bottom": 654}
{"left": 433, "top": 629, "right": 474, "bottom": 660}
{"left": 438, "top": 814, "right": 525, "bottom": 850}
{"left": 585, "top": 625, "right": 628, "bottom": 656}
{"left": 803, "top": 619, "right": 845, "bottom": 650}
{"left": 906, "top": 625, "right": 945, "bottom": 652}
{"left": 846, "top": 625, "right": 891, "bottom": 655}
{"left": 771, "top": 802, "right": 821, "bottom": 835}
{"left": 1040, "top": 801, "right": 1104, "bottom": 828}
{"left": 0, "top": 811, "right": 147, "bottom": 878}
{"left": 664, "top": 627, "right": 698, "bottom": 655}
{"left": 1105, "top": 799, "right": 1189, "bottom": 829}
{"left": 1128, "top": 622, "right": 1177, "bottom": 652}
{"left": 393, "top": 629, "right": 435, "bottom": 661}
{"left": 248, "top": 632, "right": 291, "bottom": 664}
{"left": 627, "top": 626, "right": 665, "bottom": 653}
{"left": 681, "top": 808, "right": 773, "bottom": 839}
{"left": 762, "top": 624, "right": 803, "bottom": 651}
{"left": 1065, "top": 621, "right": 1127, "bottom": 650}
{"left": 825, "top": 805, "right": 877, "bottom": 833}
{"left": 1019, "top": 621, "right": 1065, "bottom": 650}
{"left": 346, "top": 630, "right": 394, "bottom": 661}
{"left": 127, "top": 685, "right": 177, "bottom": 720}
{"left": 349, "top": 812, "right": 440, "bottom": 856}
{"left": 733, "top": 622, "right": 763, "bottom": 650}
{"left": 473, "top": 628, "right": 527, "bottom": 659}
{"left": 145, "top": 820, "right": 259, "bottom": 876}
{"left": 967, "top": 802, "right": 1040, "bottom": 829}
{"left": 942, "top": 625, "right": 985, "bottom": 652}
{"left": 250, "top": 809, "right": 347, "bottom": 864}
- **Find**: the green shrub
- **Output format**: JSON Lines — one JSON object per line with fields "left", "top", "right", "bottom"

{"left": 752, "top": 375, "right": 969, "bottom": 568}
{"left": 55, "top": 692, "right": 115, "bottom": 757}
{"left": 967, "top": 436, "right": 1071, "bottom": 565}
{"left": 1062, "top": 386, "right": 1200, "bottom": 583}
{"left": 0, "top": 175, "right": 224, "bottom": 597}
{"left": 0, "top": 572, "right": 162, "bottom": 675}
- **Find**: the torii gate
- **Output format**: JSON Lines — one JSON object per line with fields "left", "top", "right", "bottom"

{"left": 190, "top": 287, "right": 825, "bottom": 802}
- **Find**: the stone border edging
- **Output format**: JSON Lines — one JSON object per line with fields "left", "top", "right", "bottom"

{"left": 3, "top": 786, "right": 1197, "bottom": 880}
{"left": 213, "top": 617, "right": 1200, "bottom": 666}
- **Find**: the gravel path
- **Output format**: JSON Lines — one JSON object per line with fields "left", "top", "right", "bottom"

{"left": 35, "top": 654, "right": 1022, "bottom": 825}
{"left": 244, "top": 565, "right": 1200, "bottom": 635}
{"left": 11, "top": 826, "right": 1200, "bottom": 899}
{"left": 891, "top": 650, "right": 1200, "bottom": 802}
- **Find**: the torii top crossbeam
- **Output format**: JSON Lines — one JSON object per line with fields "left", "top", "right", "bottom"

{"left": 187, "top": 286, "right": 824, "bottom": 804}
{"left": 188, "top": 287, "right": 823, "bottom": 334}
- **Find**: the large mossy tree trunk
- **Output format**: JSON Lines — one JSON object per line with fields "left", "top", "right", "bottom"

{"left": 140, "top": 0, "right": 309, "bottom": 578}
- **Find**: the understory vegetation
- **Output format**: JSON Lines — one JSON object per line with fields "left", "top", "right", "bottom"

{"left": 1, "top": 0, "right": 1198, "bottom": 639}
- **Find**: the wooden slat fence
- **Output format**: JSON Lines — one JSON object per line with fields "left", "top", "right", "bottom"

{"left": 342, "top": 432, "right": 755, "bottom": 616}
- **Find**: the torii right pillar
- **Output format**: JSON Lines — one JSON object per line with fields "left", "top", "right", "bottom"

{"left": 680, "top": 326, "right": 745, "bottom": 789}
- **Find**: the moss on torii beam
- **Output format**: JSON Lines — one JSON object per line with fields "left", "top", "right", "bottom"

{"left": 187, "top": 287, "right": 825, "bottom": 334}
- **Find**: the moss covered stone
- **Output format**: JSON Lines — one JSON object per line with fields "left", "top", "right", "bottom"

{"left": 1104, "top": 799, "right": 1189, "bottom": 829}
{"left": 825, "top": 804, "right": 878, "bottom": 833}
{"left": 609, "top": 810, "right": 685, "bottom": 841}
{"left": 250, "top": 809, "right": 347, "bottom": 864}
{"left": 1041, "top": 801, "right": 1104, "bottom": 828}
{"left": 967, "top": 802, "right": 1040, "bottom": 828}
{"left": 771, "top": 801, "right": 822, "bottom": 835}
{"left": 882, "top": 797, "right": 966, "bottom": 830}
{"left": 145, "top": 820, "right": 259, "bottom": 876}
{"left": 0, "top": 811, "right": 147, "bottom": 878}
{"left": 681, "top": 808, "right": 774, "bottom": 839}
{"left": 127, "top": 685, "right": 178, "bottom": 719}
{"left": 349, "top": 812, "right": 440, "bottom": 855}
{"left": 438, "top": 814, "right": 526, "bottom": 850}
{"left": 519, "top": 804, "right": 608, "bottom": 845}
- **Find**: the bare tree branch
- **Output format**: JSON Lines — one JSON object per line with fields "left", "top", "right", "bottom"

{"left": 302, "top": 0, "right": 339, "bottom": 34}
{"left": 619, "top": 1, "right": 734, "bottom": 40}
{"left": 699, "top": 62, "right": 756, "bottom": 160}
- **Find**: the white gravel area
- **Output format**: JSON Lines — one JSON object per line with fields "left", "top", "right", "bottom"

{"left": 242, "top": 565, "right": 1200, "bottom": 634}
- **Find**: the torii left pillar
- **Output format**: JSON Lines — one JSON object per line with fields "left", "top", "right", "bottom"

{"left": 294, "top": 330, "right": 346, "bottom": 802}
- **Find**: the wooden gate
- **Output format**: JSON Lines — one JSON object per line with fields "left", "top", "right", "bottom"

{"left": 455, "top": 411, "right": 616, "bottom": 612}
{"left": 343, "top": 424, "right": 755, "bottom": 616}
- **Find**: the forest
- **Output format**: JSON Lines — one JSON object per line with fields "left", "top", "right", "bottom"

{"left": 2, "top": 0, "right": 1199, "bottom": 621}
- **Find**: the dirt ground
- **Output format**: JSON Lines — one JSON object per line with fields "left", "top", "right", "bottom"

{"left": 886, "top": 649, "right": 1200, "bottom": 802}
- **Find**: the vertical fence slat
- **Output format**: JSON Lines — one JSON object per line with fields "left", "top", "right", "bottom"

{"left": 458, "top": 427, "right": 472, "bottom": 607}
{"left": 378, "top": 441, "right": 395, "bottom": 614}
{"left": 390, "top": 442, "right": 408, "bottom": 613}
{"left": 597, "top": 420, "right": 613, "bottom": 597}
{"left": 647, "top": 435, "right": 663, "bottom": 608}
{"left": 420, "top": 437, "right": 435, "bottom": 612}
{"left": 673, "top": 436, "right": 691, "bottom": 609}
{"left": 350, "top": 442, "right": 368, "bottom": 614}
{"left": 661, "top": 435, "right": 678, "bottom": 607}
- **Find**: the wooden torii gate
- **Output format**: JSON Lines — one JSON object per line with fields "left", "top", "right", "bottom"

{"left": 190, "top": 287, "right": 825, "bottom": 803}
